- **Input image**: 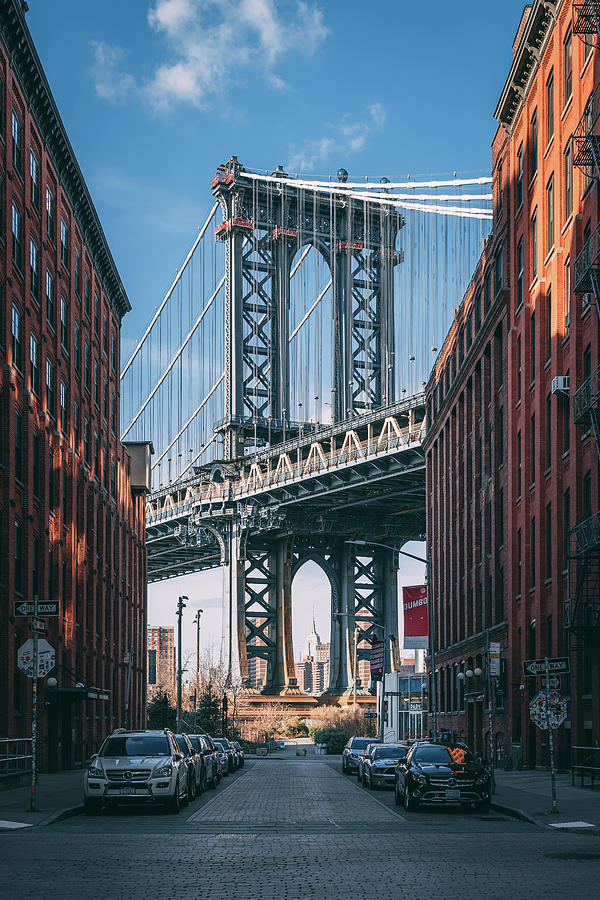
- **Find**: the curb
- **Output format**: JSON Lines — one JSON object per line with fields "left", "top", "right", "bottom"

{"left": 491, "top": 800, "right": 538, "bottom": 825}
{"left": 39, "top": 804, "right": 84, "bottom": 827}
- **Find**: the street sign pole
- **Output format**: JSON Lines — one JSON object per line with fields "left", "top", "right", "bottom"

{"left": 545, "top": 657, "right": 559, "bottom": 813}
{"left": 427, "top": 555, "right": 438, "bottom": 742}
{"left": 30, "top": 594, "right": 39, "bottom": 812}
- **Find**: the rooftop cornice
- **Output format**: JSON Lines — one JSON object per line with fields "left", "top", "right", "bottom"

{"left": 494, "top": 0, "right": 561, "bottom": 134}
{"left": 0, "top": 0, "right": 131, "bottom": 320}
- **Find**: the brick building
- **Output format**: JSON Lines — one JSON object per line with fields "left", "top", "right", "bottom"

{"left": 425, "top": 0, "right": 600, "bottom": 769}
{"left": 147, "top": 626, "right": 176, "bottom": 697}
{"left": 0, "top": 0, "right": 150, "bottom": 771}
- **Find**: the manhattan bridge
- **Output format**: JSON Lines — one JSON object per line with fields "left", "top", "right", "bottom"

{"left": 121, "top": 157, "right": 492, "bottom": 698}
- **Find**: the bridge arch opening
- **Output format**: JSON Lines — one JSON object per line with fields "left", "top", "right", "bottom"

{"left": 291, "top": 558, "right": 333, "bottom": 697}
{"left": 288, "top": 244, "right": 333, "bottom": 426}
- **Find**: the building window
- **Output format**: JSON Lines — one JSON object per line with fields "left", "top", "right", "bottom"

{"left": 497, "top": 486, "right": 504, "bottom": 548}
{"left": 545, "top": 394, "right": 552, "bottom": 471}
{"left": 46, "top": 186, "right": 55, "bottom": 244}
{"left": 546, "top": 175, "right": 554, "bottom": 254}
{"left": 530, "top": 414, "right": 535, "bottom": 485}
{"left": 14, "top": 521, "right": 23, "bottom": 595}
{"left": 46, "top": 269, "right": 55, "bottom": 329}
{"left": 84, "top": 418, "right": 90, "bottom": 465}
{"left": 60, "top": 380, "right": 68, "bottom": 433}
{"left": 60, "top": 218, "right": 69, "bottom": 269}
{"left": 475, "top": 290, "right": 481, "bottom": 329}
{"left": 32, "top": 432, "right": 40, "bottom": 498}
{"left": 516, "top": 430, "right": 522, "bottom": 499}
{"left": 15, "top": 411, "right": 23, "bottom": 482}
{"left": 564, "top": 258, "right": 571, "bottom": 331}
{"left": 30, "top": 332, "right": 39, "bottom": 394}
{"left": 74, "top": 401, "right": 80, "bottom": 452}
{"left": 494, "top": 244, "right": 503, "bottom": 296}
{"left": 516, "top": 236, "right": 524, "bottom": 307}
{"left": 94, "top": 360, "right": 100, "bottom": 408}
{"left": 11, "top": 108, "right": 23, "bottom": 175}
{"left": 74, "top": 249, "right": 81, "bottom": 297}
{"left": 111, "top": 333, "right": 117, "bottom": 373}
{"left": 94, "top": 432, "right": 100, "bottom": 479}
{"left": 531, "top": 209, "right": 538, "bottom": 280}
{"left": 563, "top": 370, "right": 570, "bottom": 453}
{"left": 11, "top": 304, "right": 22, "bottom": 370}
{"left": 545, "top": 503, "right": 552, "bottom": 580}
{"left": 517, "top": 335, "right": 522, "bottom": 401}
{"left": 46, "top": 358, "right": 56, "bottom": 418}
{"left": 484, "top": 269, "right": 492, "bottom": 313}
{"left": 530, "top": 517, "right": 536, "bottom": 589}
{"left": 30, "top": 149, "right": 40, "bottom": 210}
{"left": 498, "top": 406, "right": 504, "bottom": 465}
{"left": 563, "top": 489, "right": 570, "bottom": 570}
{"left": 546, "top": 289, "right": 552, "bottom": 361}
{"left": 60, "top": 296, "right": 69, "bottom": 351}
{"left": 517, "top": 527, "right": 522, "bottom": 596}
{"left": 583, "top": 342, "right": 592, "bottom": 384}
{"left": 111, "top": 393, "right": 117, "bottom": 434}
{"left": 496, "top": 161, "right": 503, "bottom": 218}
{"left": 546, "top": 70, "right": 554, "bottom": 145}
{"left": 103, "top": 382, "right": 108, "bottom": 421}
{"left": 564, "top": 27, "right": 572, "bottom": 106}
{"left": 584, "top": 470, "right": 592, "bottom": 518}
{"left": 530, "top": 109, "right": 538, "bottom": 180}
{"left": 12, "top": 203, "right": 23, "bottom": 270}
{"left": 74, "top": 321, "right": 81, "bottom": 375}
{"left": 30, "top": 238, "right": 40, "bottom": 302}
{"left": 84, "top": 342, "right": 90, "bottom": 392}
{"left": 84, "top": 273, "right": 90, "bottom": 318}
{"left": 517, "top": 143, "right": 523, "bottom": 209}
{"left": 102, "top": 315, "right": 108, "bottom": 356}
{"left": 564, "top": 140, "right": 573, "bottom": 221}
{"left": 111, "top": 462, "right": 116, "bottom": 498}
{"left": 94, "top": 292, "right": 99, "bottom": 336}
{"left": 531, "top": 311, "right": 536, "bottom": 382}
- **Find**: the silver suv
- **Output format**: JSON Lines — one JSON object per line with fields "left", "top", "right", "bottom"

{"left": 83, "top": 729, "right": 189, "bottom": 815}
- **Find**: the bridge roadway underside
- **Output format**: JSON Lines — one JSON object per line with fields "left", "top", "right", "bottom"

{"left": 145, "top": 400, "right": 426, "bottom": 696}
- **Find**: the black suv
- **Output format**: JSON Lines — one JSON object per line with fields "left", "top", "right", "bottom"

{"left": 394, "top": 741, "right": 491, "bottom": 812}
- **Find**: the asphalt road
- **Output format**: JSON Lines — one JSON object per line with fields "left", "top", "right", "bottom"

{"left": 1, "top": 757, "right": 599, "bottom": 898}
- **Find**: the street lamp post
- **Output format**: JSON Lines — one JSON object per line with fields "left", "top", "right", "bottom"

{"left": 176, "top": 596, "right": 187, "bottom": 732}
{"left": 193, "top": 609, "right": 203, "bottom": 731}
{"left": 345, "top": 540, "right": 437, "bottom": 741}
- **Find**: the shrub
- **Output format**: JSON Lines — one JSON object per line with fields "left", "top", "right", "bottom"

{"left": 312, "top": 727, "right": 349, "bottom": 754}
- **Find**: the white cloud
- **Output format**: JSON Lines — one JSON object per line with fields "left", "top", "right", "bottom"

{"left": 89, "top": 41, "right": 136, "bottom": 105}
{"left": 287, "top": 104, "right": 387, "bottom": 173}
{"left": 91, "top": 1, "right": 329, "bottom": 111}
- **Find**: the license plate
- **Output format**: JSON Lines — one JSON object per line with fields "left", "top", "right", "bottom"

{"left": 120, "top": 785, "right": 135, "bottom": 795}
{"left": 445, "top": 789, "right": 460, "bottom": 799}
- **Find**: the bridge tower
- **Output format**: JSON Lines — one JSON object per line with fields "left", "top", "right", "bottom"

{"left": 208, "top": 158, "right": 407, "bottom": 696}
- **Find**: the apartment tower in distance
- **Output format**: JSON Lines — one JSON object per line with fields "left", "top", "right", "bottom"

{"left": 425, "top": 0, "right": 600, "bottom": 769}
{"left": 0, "top": 0, "right": 151, "bottom": 771}
{"left": 147, "top": 626, "right": 176, "bottom": 696}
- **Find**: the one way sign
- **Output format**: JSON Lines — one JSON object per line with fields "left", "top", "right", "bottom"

{"left": 522, "top": 657, "right": 570, "bottom": 677}
{"left": 13, "top": 600, "right": 60, "bottom": 617}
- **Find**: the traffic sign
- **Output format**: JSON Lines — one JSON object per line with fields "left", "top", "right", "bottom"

{"left": 489, "top": 642, "right": 501, "bottom": 678}
{"left": 529, "top": 691, "right": 568, "bottom": 730}
{"left": 14, "top": 600, "right": 60, "bottom": 617}
{"left": 548, "top": 675, "right": 560, "bottom": 690}
{"left": 31, "top": 618, "right": 46, "bottom": 633}
{"left": 364, "top": 712, "right": 378, "bottom": 719}
{"left": 17, "top": 639, "right": 55, "bottom": 678}
{"left": 522, "top": 657, "right": 570, "bottom": 677}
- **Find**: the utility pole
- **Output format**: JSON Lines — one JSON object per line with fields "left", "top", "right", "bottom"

{"left": 193, "top": 609, "right": 203, "bottom": 731}
{"left": 379, "top": 628, "right": 388, "bottom": 743}
{"left": 353, "top": 626, "right": 358, "bottom": 712}
{"left": 123, "top": 647, "right": 133, "bottom": 729}
{"left": 176, "top": 596, "right": 187, "bottom": 732}
{"left": 30, "top": 594, "right": 39, "bottom": 812}
{"left": 485, "top": 630, "right": 496, "bottom": 794}
{"left": 427, "top": 554, "right": 438, "bottom": 742}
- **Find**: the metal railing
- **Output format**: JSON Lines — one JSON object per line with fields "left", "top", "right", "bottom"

{"left": 572, "top": 745, "right": 600, "bottom": 788}
{"left": 572, "top": 511, "right": 600, "bottom": 556}
{"left": 0, "top": 738, "right": 32, "bottom": 780}
{"left": 573, "top": 363, "right": 600, "bottom": 424}
{"left": 574, "top": 221, "right": 600, "bottom": 293}
{"left": 573, "top": 81, "right": 600, "bottom": 170}
{"left": 573, "top": 2, "right": 600, "bottom": 38}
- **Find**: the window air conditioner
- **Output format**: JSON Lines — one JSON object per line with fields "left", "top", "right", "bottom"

{"left": 551, "top": 375, "right": 570, "bottom": 395}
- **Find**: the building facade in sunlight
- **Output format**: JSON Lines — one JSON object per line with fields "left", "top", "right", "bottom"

{"left": 147, "top": 626, "right": 176, "bottom": 697}
{"left": 0, "top": 0, "right": 150, "bottom": 770}
{"left": 425, "top": 0, "right": 600, "bottom": 768}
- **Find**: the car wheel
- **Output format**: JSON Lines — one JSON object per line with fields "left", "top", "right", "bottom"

{"left": 404, "top": 784, "right": 418, "bottom": 812}
{"left": 181, "top": 779, "right": 189, "bottom": 808}
{"left": 200, "top": 769, "right": 207, "bottom": 793}
{"left": 188, "top": 774, "right": 196, "bottom": 802}
{"left": 476, "top": 798, "right": 491, "bottom": 813}
{"left": 361, "top": 772, "right": 367, "bottom": 787}
{"left": 368, "top": 773, "right": 376, "bottom": 790}
{"left": 167, "top": 779, "right": 181, "bottom": 814}
{"left": 210, "top": 765, "right": 218, "bottom": 789}
{"left": 84, "top": 798, "right": 102, "bottom": 816}
{"left": 394, "top": 780, "right": 402, "bottom": 806}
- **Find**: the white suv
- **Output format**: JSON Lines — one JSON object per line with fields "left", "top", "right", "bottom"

{"left": 83, "top": 729, "right": 189, "bottom": 815}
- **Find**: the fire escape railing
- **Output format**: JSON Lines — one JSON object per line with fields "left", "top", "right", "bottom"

{"left": 573, "top": 2, "right": 600, "bottom": 39}
{"left": 573, "top": 81, "right": 600, "bottom": 179}
{"left": 572, "top": 510, "right": 600, "bottom": 557}
{"left": 567, "top": 513, "right": 600, "bottom": 634}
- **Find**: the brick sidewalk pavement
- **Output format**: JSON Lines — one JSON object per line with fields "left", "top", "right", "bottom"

{"left": 0, "top": 769, "right": 83, "bottom": 829}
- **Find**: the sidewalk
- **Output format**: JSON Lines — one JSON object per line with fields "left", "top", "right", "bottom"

{"left": 0, "top": 769, "right": 83, "bottom": 830}
{"left": 492, "top": 769, "right": 600, "bottom": 831}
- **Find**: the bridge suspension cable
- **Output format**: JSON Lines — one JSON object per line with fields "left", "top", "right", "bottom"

{"left": 151, "top": 372, "right": 225, "bottom": 470}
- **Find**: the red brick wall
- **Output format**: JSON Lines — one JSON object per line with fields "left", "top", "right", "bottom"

{"left": 0, "top": 12, "right": 147, "bottom": 770}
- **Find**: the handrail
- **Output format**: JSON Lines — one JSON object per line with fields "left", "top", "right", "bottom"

{"left": 574, "top": 220, "right": 600, "bottom": 291}
{"left": 571, "top": 511, "right": 600, "bottom": 556}
{"left": 573, "top": 363, "right": 600, "bottom": 423}
{"left": 0, "top": 738, "right": 32, "bottom": 778}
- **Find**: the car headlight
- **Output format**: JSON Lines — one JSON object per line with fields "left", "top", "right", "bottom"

{"left": 88, "top": 764, "right": 104, "bottom": 779}
{"left": 154, "top": 763, "right": 173, "bottom": 777}
{"left": 476, "top": 774, "right": 489, "bottom": 785}
{"left": 412, "top": 772, "right": 427, "bottom": 785}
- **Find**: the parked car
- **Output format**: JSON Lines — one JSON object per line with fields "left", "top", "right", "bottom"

{"left": 83, "top": 728, "right": 189, "bottom": 815}
{"left": 361, "top": 743, "right": 409, "bottom": 790}
{"left": 188, "top": 734, "right": 220, "bottom": 789}
{"left": 356, "top": 741, "right": 381, "bottom": 782}
{"left": 175, "top": 733, "right": 204, "bottom": 799}
{"left": 342, "top": 736, "right": 379, "bottom": 774}
{"left": 394, "top": 740, "right": 491, "bottom": 812}
{"left": 231, "top": 741, "right": 244, "bottom": 767}
{"left": 212, "top": 737, "right": 235, "bottom": 774}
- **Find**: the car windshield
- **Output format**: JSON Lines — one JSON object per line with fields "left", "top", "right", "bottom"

{"left": 351, "top": 738, "right": 374, "bottom": 751}
{"left": 213, "top": 739, "right": 228, "bottom": 750}
{"left": 413, "top": 745, "right": 474, "bottom": 765}
{"left": 374, "top": 746, "right": 407, "bottom": 760}
{"left": 99, "top": 735, "right": 170, "bottom": 758}
{"left": 188, "top": 737, "right": 203, "bottom": 751}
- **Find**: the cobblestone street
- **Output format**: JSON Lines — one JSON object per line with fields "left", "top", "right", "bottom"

{"left": 2, "top": 758, "right": 600, "bottom": 898}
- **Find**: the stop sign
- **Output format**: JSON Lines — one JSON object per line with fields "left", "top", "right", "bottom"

{"left": 17, "top": 639, "right": 55, "bottom": 678}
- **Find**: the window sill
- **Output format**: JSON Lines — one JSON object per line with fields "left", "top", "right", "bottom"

{"left": 581, "top": 51, "right": 594, "bottom": 79}
{"left": 582, "top": 303, "right": 592, "bottom": 320}
{"left": 516, "top": 495, "right": 522, "bottom": 505}
{"left": 529, "top": 380, "right": 535, "bottom": 391}
{"left": 561, "top": 449, "right": 570, "bottom": 460}
{"left": 529, "top": 482, "right": 535, "bottom": 492}
{"left": 544, "top": 358, "right": 551, "bottom": 371}
{"left": 544, "top": 467, "right": 551, "bottom": 477}
{"left": 515, "top": 301, "right": 524, "bottom": 318}
{"left": 543, "top": 136, "right": 554, "bottom": 159}
{"left": 561, "top": 95, "right": 573, "bottom": 121}
{"left": 516, "top": 399, "right": 522, "bottom": 410}
{"left": 561, "top": 214, "right": 574, "bottom": 236}
{"left": 515, "top": 594, "right": 522, "bottom": 602}
{"left": 544, "top": 246, "right": 555, "bottom": 267}
{"left": 544, "top": 577, "right": 552, "bottom": 586}
{"left": 528, "top": 170, "right": 538, "bottom": 192}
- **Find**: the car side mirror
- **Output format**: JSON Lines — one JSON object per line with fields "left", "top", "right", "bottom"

{"left": 174, "top": 752, "right": 184, "bottom": 761}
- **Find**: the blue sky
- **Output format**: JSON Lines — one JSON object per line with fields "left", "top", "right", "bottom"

{"left": 26, "top": 0, "right": 526, "bottom": 665}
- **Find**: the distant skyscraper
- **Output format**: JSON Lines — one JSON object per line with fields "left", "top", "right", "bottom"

{"left": 147, "top": 626, "right": 176, "bottom": 695}
{"left": 296, "top": 615, "right": 330, "bottom": 695}
{"left": 248, "top": 617, "right": 268, "bottom": 690}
